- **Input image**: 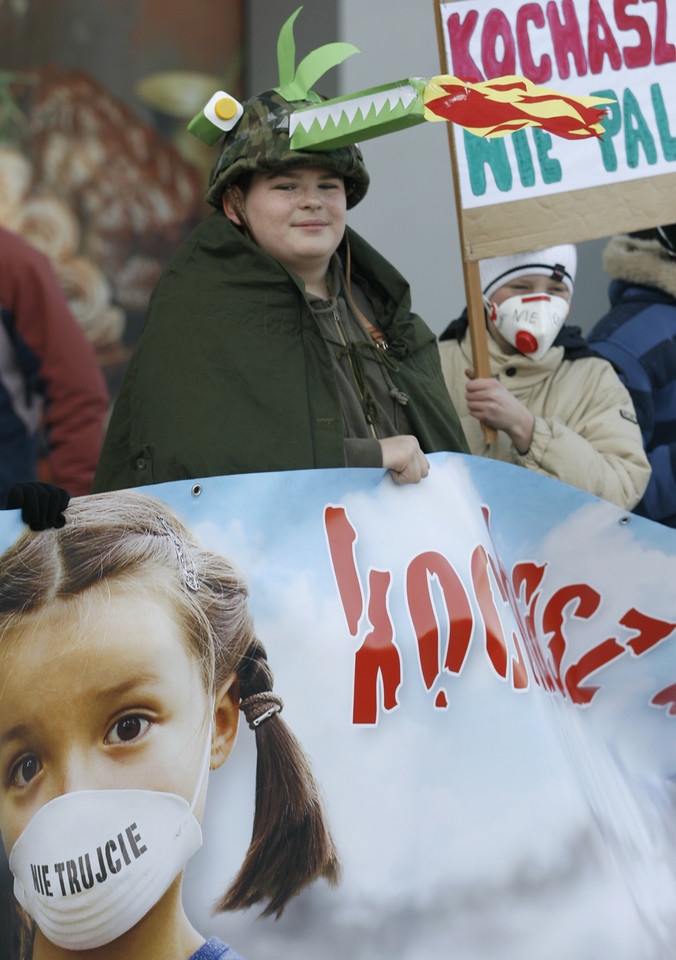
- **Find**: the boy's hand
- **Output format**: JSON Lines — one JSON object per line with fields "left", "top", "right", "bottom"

{"left": 465, "top": 372, "right": 535, "bottom": 454}
{"left": 379, "top": 435, "right": 430, "bottom": 484}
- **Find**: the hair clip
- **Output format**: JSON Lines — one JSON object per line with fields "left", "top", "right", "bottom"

{"left": 157, "top": 516, "right": 200, "bottom": 592}
{"left": 252, "top": 705, "right": 281, "bottom": 727}
{"left": 240, "top": 692, "right": 284, "bottom": 729}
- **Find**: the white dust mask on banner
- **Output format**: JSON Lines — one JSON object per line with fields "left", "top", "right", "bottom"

{"left": 9, "top": 716, "right": 213, "bottom": 951}
{"left": 488, "top": 293, "right": 570, "bottom": 361}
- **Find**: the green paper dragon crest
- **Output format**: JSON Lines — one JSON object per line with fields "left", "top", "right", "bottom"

{"left": 273, "top": 6, "right": 358, "bottom": 103}
{"left": 188, "top": 6, "right": 429, "bottom": 150}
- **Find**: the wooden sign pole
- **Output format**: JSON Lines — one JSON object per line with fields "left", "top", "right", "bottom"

{"left": 433, "top": 0, "right": 497, "bottom": 444}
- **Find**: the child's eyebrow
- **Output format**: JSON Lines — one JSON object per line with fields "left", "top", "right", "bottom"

{"left": 265, "top": 170, "right": 301, "bottom": 181}
{"left": 96, "top": 675, "right": 163, "bottom": 701}
{"left": 265, "top": 170, "right": 340, "bottom": 182}
{"left": 0, "top": 722, "right": 31, "bottom": 747}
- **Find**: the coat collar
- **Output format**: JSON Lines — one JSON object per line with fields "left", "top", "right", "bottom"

{"left": 457, "top": 328, "right": 566, "bottom": 386}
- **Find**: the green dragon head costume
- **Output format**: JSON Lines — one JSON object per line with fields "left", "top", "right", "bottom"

{"left": 189, "top": 6, "right": 612, "bottom": 211}
{"left": 204, "top": 88, "right": 370, "bottom": 210}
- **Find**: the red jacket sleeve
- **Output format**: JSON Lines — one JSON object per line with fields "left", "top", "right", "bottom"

{"left": 0, "top": 227, "right": 110, "bottom": 495}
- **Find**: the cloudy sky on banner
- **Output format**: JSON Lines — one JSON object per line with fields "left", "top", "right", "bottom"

{"left": 1, "top": 461, "right": 668, "bottom": 959}
{"left": 139, "top": 456, "right": 676, "bottom": 959}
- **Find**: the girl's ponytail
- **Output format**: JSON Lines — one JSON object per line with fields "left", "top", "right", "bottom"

{"left": 215, "top": 641, "right": 340, "bottom": 917}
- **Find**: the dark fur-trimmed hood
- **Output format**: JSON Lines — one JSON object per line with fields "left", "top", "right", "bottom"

{"left": 603, "top": 235, "right": 676, "bottom": 300}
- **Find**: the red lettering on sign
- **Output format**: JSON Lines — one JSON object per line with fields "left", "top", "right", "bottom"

{"left": 588, "top": 0, "right": 623, "bottom": 72}
{"left": 481, "top": 9, "right": 517, "bottom": 78}
{"left": 447, "top": 2, "right": 670, "bottom": 89}
{"left": 546, "top": 0, "right": 588, "bottom": 77}
{"left": 542, "top": 584, "right": 601, "bottom": 693}
{"left": 516, "top": 3, "right": 553, "bottom": 83}
{"left": 651, "top": 685, "right": 676, "bottom": 716}
{"left": 512, "top": 560, "right": 554, "bottom": 688}
{"left": 447, "top": 9, "right": 484, "bottom": 80}
{"left": 648, "top": 0, "right": 676, "bottom": 64}
{"left": 620, "top": 608, "right": 676, "bottom": 655}
{"left": 353, "top": 569, "right": 400, "bottom": 725}
{"left": 471, "top": 544, "right": 508, "bottom": 679}
{"left": 512, "top": 561, "right": 546, "bottom": 638}
{"left": 614, "top": 0, "right": 652, "bottom": 67}
{"left": 510, "top": 632, "right": 528, "bottom": 689}
{"left": 486, "top": 551, "right": 509, "bottom": 605}
{"left": 406, "top": 551, "right": 473, "bottom": 687}
{"left": 326, "top": 502, "right": 676, "bottom": 725}
{"left": 480, "top": 508, "right": 511, "bottom": 601}
{"left": 480, "top": 506, "right": 540, "bottom": 689}
{"left": 324, "top": 506, "right": 363, "bottom": 636}
{"left": 565, "top": 638, "right": 625, "bottom": 704}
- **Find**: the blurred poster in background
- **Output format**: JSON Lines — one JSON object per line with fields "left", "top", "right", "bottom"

{"left": 0, "top": 0, "right": 243, "bottom": 395}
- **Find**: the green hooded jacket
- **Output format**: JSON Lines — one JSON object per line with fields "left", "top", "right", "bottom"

{"left": 92, "top": 211, "right": 468, "bottom": 491}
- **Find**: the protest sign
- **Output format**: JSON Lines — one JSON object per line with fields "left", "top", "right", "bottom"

{"left": 2, "top": 456, "right": 672, "bottom": 958}
{"left": 435, "top": 0, "right": 676, "bottom": 258}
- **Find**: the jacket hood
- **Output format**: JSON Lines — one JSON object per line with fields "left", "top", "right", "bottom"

{"left": 603, "top": 235, "right": 676, "bottom": 300}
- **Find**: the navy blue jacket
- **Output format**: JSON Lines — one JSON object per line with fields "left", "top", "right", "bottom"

{"left": 588, "top": 279, "right": 676, "bottom": 527}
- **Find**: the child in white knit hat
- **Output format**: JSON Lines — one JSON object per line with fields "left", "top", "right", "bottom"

{"left": 438, "top": 244, "right": 650, "bottom": 511}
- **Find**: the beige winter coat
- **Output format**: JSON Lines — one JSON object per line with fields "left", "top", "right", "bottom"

{"left": 439, "top": 333, "right": 651, "bottom": 510}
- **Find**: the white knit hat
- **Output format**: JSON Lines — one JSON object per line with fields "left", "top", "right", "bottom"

{"left": 479, "top": 244, "right": 577, "bottom": 301}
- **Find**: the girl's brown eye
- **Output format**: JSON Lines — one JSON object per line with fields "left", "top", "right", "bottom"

{"left": 12, "top": 755, "right": 40, "bottom": 787}
{"left": 118, "top": 717, "right": 141, "bottom": 740}
{"left": 108, "top": 715, "right": 149, "bottom": 744}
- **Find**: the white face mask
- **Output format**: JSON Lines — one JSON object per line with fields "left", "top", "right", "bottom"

{"left": 8, "top": 722, "right": 212, "bottom": 951}
{"left": 489, "top": 293, "right": 570, "bottom": 361}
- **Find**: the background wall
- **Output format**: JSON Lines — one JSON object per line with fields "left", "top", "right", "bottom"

{"left": 246, "top": 0, "right": 338, "bottom": 97}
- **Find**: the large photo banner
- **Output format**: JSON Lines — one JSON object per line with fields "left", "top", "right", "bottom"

{"left": 436, "top": 0, "right": 676, "bottom": 256}
{"left": 1, "top": 455, "right": 675, "bottom": 959}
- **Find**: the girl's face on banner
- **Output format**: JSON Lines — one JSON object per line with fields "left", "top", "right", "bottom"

{"left": 0, "top": 577, "right": 227, "bottom": 855}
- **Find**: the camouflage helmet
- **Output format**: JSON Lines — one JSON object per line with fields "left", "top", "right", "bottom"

{"left": 205, "top": 89, "right": 370, "bottom": 210}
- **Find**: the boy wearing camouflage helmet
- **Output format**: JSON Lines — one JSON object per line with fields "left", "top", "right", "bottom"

{"left": 92, "top": 30, "right": 467, "bottom": 493}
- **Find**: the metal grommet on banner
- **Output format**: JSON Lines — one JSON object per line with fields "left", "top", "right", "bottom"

{"left": 618, "top": 515, "right": 631, "bottom": 526}
{"left": 191, "top": 483, "right": 203, "bottom": 497}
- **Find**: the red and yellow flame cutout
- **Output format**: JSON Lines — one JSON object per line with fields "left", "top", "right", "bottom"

{"left": 424, "top": 75, "right": 613, "bottom": 140}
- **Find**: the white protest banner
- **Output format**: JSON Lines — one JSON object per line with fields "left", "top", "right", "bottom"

{"left": 435, "top": 0, "right": 676, "bottom": 257}
{"left": 1, "top": 456, "right": 675, "bottom": 959}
